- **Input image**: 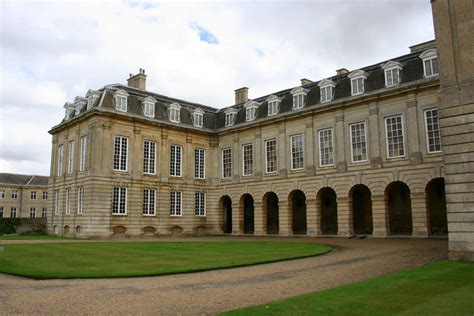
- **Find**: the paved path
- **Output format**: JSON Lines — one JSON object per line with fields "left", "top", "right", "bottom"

{"left": 0, "top": 237, "right": 447, "bottom": 315}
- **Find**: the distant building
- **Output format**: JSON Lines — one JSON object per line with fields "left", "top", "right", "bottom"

{"left": 0, "top": 173, "right": 49, "bottom": 219}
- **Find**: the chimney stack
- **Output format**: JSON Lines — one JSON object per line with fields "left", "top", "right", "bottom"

{"left": 300, "top": 78, "right": 312, "bottom": 86}
{"left": 127, "top": 68, "right": 147, "bottom": 90}
{"left": 336, "top": 68, "right": 349, "bottom": 76}
{"left": 234, "top": 87, "right": 249, "bottom": 104}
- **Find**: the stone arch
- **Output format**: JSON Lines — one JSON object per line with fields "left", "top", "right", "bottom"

{"left": 386, "top": 181, "right": 412, "bottom": 235}
{"left": 289, "top": 189, "right": 307, "bottom": 234}
{"left": 426, "top": 178, "right": 447, "bottom": 236}
{"left": 169, "top": 225, "right": 183, "bottom": 235}
{"left": 219, "top": 195, "right": 233, "bottom": 234}
{"left": 240, "top": 194, "right": 254, "bottom": 234}
{"left": 64, "top": 225, "right": 70, "bottom": 236}
{"left": 263, "top": 192, "right": 279, "bottom": 234}
{"left": 349, "top": 184, "right": 373, "bottom": 235}
{"left": 195, "top": 225, "right": 207, "bottom": 236}
{"left": 143, "top": 226, "right": 156, "bottom": 236}
{"left": 317, "top": 187, "right": 338, "bottom": 235}
{"left": 53, "top": 225, "right": 58, "bottom": 235}
{"left": 113, "top": 225, "right": 127, "bottom": 235}
{"left": 75, "top": 225, "right": 83, "bottom": 236}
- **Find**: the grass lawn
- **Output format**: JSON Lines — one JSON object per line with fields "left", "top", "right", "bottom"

{"left": 223, "top": 260, "right": 474, "bottom": 316}
{"left": 0, "top": 241, "right": 330, "bottom": 279}
{"left": 0, "top": 235, "right": 71, "bottom": 240}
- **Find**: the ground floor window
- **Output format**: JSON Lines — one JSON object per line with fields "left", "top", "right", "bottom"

{"left": 112, "top": 187, "right": 127, "bottom": 215}
{"left": 143, "top": 189, "right": 156, "bottom": 216}
{"left": 195, "top": 192, "right": 206, "bottom": 216}
{"left": 0, "top": 206, "right": 3, "bottom": 218}
{"left": 11, "top": 207, "right": 17, "bottom": 218}
{"left": 170, "top": 191, "right": 182, "bottom": 216}
{"left": 29, "top": 207, "right": 36, "bottom": 218}
{"left": 41, "top": 208, "right": 47, "bottom": 218}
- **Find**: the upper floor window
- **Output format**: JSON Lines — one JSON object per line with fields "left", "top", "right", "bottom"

{"left": 267, "top": 95, "right": 281, "bottom": 116}
{"left": 425, "top": 108, "right": 442, "bottom": 153}
{"left": 143, "top": 140, "right": 156, "bottom": 174}
{"left": 67, "top": 140, "right": 75, "bottom": 174}
{"left": 222, "top": 148, "right": 232, "bottom": 179}
{"left": 57, "top": 144, "right": 64, "bottom": 176}
{"left": 74, "top": 96, "right": 87, "bottom": 115}
{"left": 170, "top": 144, "right": 182, "bottom": 177}
{"left": 224, "top": 109, "right": 238, "bottom": 127}
{"left": 112, "top": 187, "right": 127, "bottom": 215}
{"left": 169, "top": 102, "right": 181, "bottom": 123}
{"left": 242, "top": 143, "right": 253, "bottom": 176}
{"left": 382, "top": 61, "right": 403, "bottom": 87}
{"left": 265, "top": 138, "right": 277, "bottom": 174}
{"left": 350, "top": 122, "right": 368, "bottom": 163}
{"left": 195, "top": 148, "right": 205, "bottom": 179}
{"left": 420, "top": 49, "right": 439, "bottom": 78}
{"left": 0, "top": 189, "right": 5, "bottom": 199}
{"left": 244, "top": 101, "right": 260, "bottom": 122}
{"left": 319, "top": 128, "right": 334, "bottom": 167}
{"left": 193, "top": 108, "right": 204, "bottom": 127}
{"left": 348, "top": 70, "right": 368, "bottom": 96}
{"left": 291, "top": 87, "right": 308, "bottom": 110}
{"left": 30, "top": 191, "right": 37, "bottom": 200}
{"left": 143, "top": 97, "right": 156, "bottom": 118}
{"left": 290, "top": 134, "right": 304, "bottom": 170}
{"left": 43, "top": 191, "right": 48, "bottom": 199}
{"left": 114, "top": 90, "right": 129, "bottom": 112}
{"left": 12, "top": 190, "right": 18, "bottom": 199}
{"left": 79, "top": 136, "right": 87, "bottom": 172}
{"left": 63, "top": 102, "right": 75, "bottom": 120}
{"left": 113, "top": 136, "right": 128, "bottom": 171}
{"left": 318, "top": 79, "right": 336, "bottom": 103}
{"left": 385, "top": 115, "right": 405, "bottom": 158}
{"left": 86, "top": 89, "right": 100, "bottom": 110}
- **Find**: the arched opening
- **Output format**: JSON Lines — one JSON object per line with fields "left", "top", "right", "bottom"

{"left": 143, "top": 226, "right": 156, "bottom": 236}
{"left": 64, "top": 225, "right": 70, "bottom": 236}
{"left": 386, "top": 181, "right": 412, "bottom": 235}
{"left": 318, "top": 187, "right": 338, "bottom": 235}
{"left": 241, "top": 194, "right": 254, "bottom": 234}
{"left": 75, "top": 225, "right": 83, "bottom": 236}
{"left": 290, "top": 190, "right": 307, "bottom": 234}
{"left": 263, "top": 192, "right": 279, "bottom": 234}
{"left": 220, "top": 195, "right": 232, "bottom": 234}
{"left": 170, "top": 225, "right": 183, "bottom": 235}
{"left": 426, "top": 178, "right": 447, "bottom": 236}
{"left": 350, "top": 184, "right": 373, "bottom": 235}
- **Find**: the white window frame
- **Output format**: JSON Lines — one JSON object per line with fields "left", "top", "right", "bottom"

{"left": 348, "top": 70, "right": 368, "bottom": 96}
{"left": 291, "top": 87, "right": 308, "bottom": 110}
{"left": 350, "top": 122, "right": 368, "bottom": 163}
{"left": 57, "top": 144, "right": 64, "bottom": 176}
{"left": 0, "top": 206, "right": 3, "bottom": 218}
{"left": 194, "top": 148, "right": 205, "bottom": 179}
{"left": 193, "top": 109, "right": 204, "bottom": 128}
{"left": 264, "top": 138, "right": 277, "bottom": 174}
{"left": 143, "top": 97, "right": 156, "bottom": 118}
{"left": 290, "top": 134, "right": 304, "bottom": 170}
{"left": 143, "top": 189, "right": 156, "bottom": 216}
{"left": 43, "top": 191, "right": 48, "bottom": 200}
{"left": 0, "top": 189, "right": 4, "bottom": 199}
{"left": 170, "top": 144, "right": 182, "bottom": 177}
{"left": 41, "top": 207, "right": 47, "bottom": 218}
{"left": 11, "top": 207, "right": 17, "bottom": 218}
{"left": 267, "top": 95, "right": 281, "bottom": 116}
{"left": 113, "top": 136, "right": 128, "bottom": 172}
{"left": 115, "top": 90, "right": 129, "bottom": 112}
{"left": 222, "top": 148, "right": 232, "bottom": 179}
{"left": 319, "top": 128, "right": 334, "bottom": 167}
{"left": 143, "top": 140, "right": 156, "bottom": 175}
{"left": 170, "top": 191, "right": 182, "bottom": 217}
{"left": 65, "top": 188, "right": 71, "bottom": 215}
{"left": 195, "top": 192, "right": 206, "bottom": 216}
{"left": 169, "top": 102, "right": 181, "bottom": 123}
{"left": 424, "top": 108, "right": 442, "bottom": 154}
{"left": 242, "top": 143, "right": 254, "bottom": 176}
{"left": 79, "top": 135, "right": 87, "bottom": 172}
{"left": 67, "top": 140, "right": 75, "bottom": 174}
{"left": 385, "top": 115, "right": 406, "bottom": 159}
{"left": 225, "top": 111, "right": 237, "bottom": 127}
{"left": 54, "top": 190, "right": 60, "bottom": 215}
{"left": 11, "top": 190, "right": 18, "bottom": 199}
{"left": 382, "top": 61, "right": 403, "bottom": 87}
{"left": 30, "top": 191, "right": 36, "bottom": 200}
{"left": 76, "top": 226, "right": 82, "bottom": 236}
{"left": 420, "top": 49, "right": 439, "bottom": 78}
{"left": 29, "top": 207, "right": 36, "bottom": 219}
{"left": 112, "top": 187, "right": 127, "bottom": 215}
{"left": 318, "top": 79, "right": 336, "bottom": 103}
{"left": 77, "top": 186, "right": 84, "bottom": 215}
{"left": 86, "top": 90, "right": 99, "bottom": 110}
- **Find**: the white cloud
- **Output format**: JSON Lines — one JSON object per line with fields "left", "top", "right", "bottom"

{"left": 0, "top": 0, "right": 434, "bottom": 175}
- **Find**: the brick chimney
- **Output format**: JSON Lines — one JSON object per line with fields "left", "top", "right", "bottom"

{"left": 127, "top": 68, "right": 147, "bottom": 90}
{"left": 234, "top": 87, "right": 249, "bottom": 104}
{"left": 300, "top": 78, "right": 312, "bottom": 86}
{"left": 336, "top": 68, "right": 349, "bottom": 75}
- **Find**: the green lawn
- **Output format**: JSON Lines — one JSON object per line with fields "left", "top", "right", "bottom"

{"left": 223, "top": 260, "right": 474, "bottom": 316}
{"left": 0, "top": 235, "right": 71, "bottom": 240}
{"left": 0, "top": 241, "right": 330, "bottom": 279}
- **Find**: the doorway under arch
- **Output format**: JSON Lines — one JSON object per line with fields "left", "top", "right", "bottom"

{"left": 241, "top": 194, "right": 254, "bottom": 234}
{"left": 290, "top": 190, "right": 307, "bottom": 234}
{"left": 318, "top": 187, "right": 338, "bottom": 235}
{"left": 263, "top": 192, "right": 279, "bottom": 234}
{"left": 426, "top": 178, "right": 447, "bottom": 235}
{"left": 386, "top": 181, "right": 412, "bottom": 235}
{"left": 220, "top": 195, "right": 232, "bottom": 234}
{"left": 350, "top": 184, "right": 373, "bottom": 234}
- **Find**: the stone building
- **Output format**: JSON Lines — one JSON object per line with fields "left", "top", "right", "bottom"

{"left": 0, "top": 173, "right": 49, "bottom": 219}
{"left": 48, "top": 40, "right": 449, "bottom": 240}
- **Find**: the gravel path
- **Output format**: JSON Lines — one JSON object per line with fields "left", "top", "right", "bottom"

{"left": 0, "top": 236, "right": 447, "bottom": 315}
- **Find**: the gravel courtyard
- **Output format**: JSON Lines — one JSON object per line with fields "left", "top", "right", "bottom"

{"left": 0, "top": 236, "right": 448, "bottom": 315}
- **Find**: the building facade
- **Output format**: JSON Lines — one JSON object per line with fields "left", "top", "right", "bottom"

{"left": 48, "top": 41, "right": 449, "bottom": 240}
{"left": 0, "top": 173, "right": 49, "bottom": 219}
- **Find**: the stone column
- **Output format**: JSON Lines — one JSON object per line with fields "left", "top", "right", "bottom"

{"left": 372, "top": 194, "right": 389, "bottom": 237}
{"left": 254, "top": 201, "right": 265, "bottom": 236}
{"left": 279, "top": 199, "right": 292, "bottom": 236}
{"left": 411, "top": 191, "right": 429, "bottom": 237}
{"left": 337, "top": 196, "right": 353, "bottom": 236}
{"left": 306, "top": 198, "right": 318, "bottom": 236}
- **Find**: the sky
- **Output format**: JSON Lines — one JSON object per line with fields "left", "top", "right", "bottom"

{"left": 0, "top": 0, "right": 435, "bottom": 176}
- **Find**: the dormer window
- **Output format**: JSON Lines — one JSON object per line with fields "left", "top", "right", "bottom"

{"left": 244, "top": 101, "right": 260, "bottom": 122}
{"left": 224, "top": 108, "right": 238, "bottom": 127}
{"left": 318, "top": 79, "right": 336, "bottom": 103}
{"left": 267, "top": 95, "right": 281, "bottom": 116}
{"left": 169, "top": 102, "right": 181, "bottom": 123}
{"left": 86, "top": 90, "right": 100, "bottom": 110}
{"left": 114, "top": 90, "right": 129, "bottom": 112}
{"left": 348, "top": 70, "right": 368, "bottom": 96}
{"left": 74, "top": 96, "right": 87, "bottom": 115}
{"left": 382, "top": 61, "right": 403, "bottom": 87}
{"left": 63, "top": 102, "right": 75, "bottom": 120}
{"left": 291, "top": 87, "right": 309, "bottom": 110}
{"left": 143, "top": 96, "right": 156, "bottom": 118}
{"left": 420, "top": 49, "right": 439, "bottom": 78}
{"left": 193, "top": 108, "right": 204, "bottom": 128}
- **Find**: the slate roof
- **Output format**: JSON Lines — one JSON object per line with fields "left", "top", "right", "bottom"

{"left": 0, "top": 173, "right": 49, "bottom": 186}
{"left": 58, "top": 41, "right": 437, "bottom": 132}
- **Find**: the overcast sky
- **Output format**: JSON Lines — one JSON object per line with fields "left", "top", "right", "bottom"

{"left": 0, "top": 0, "right": 435, "bottom": 176}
